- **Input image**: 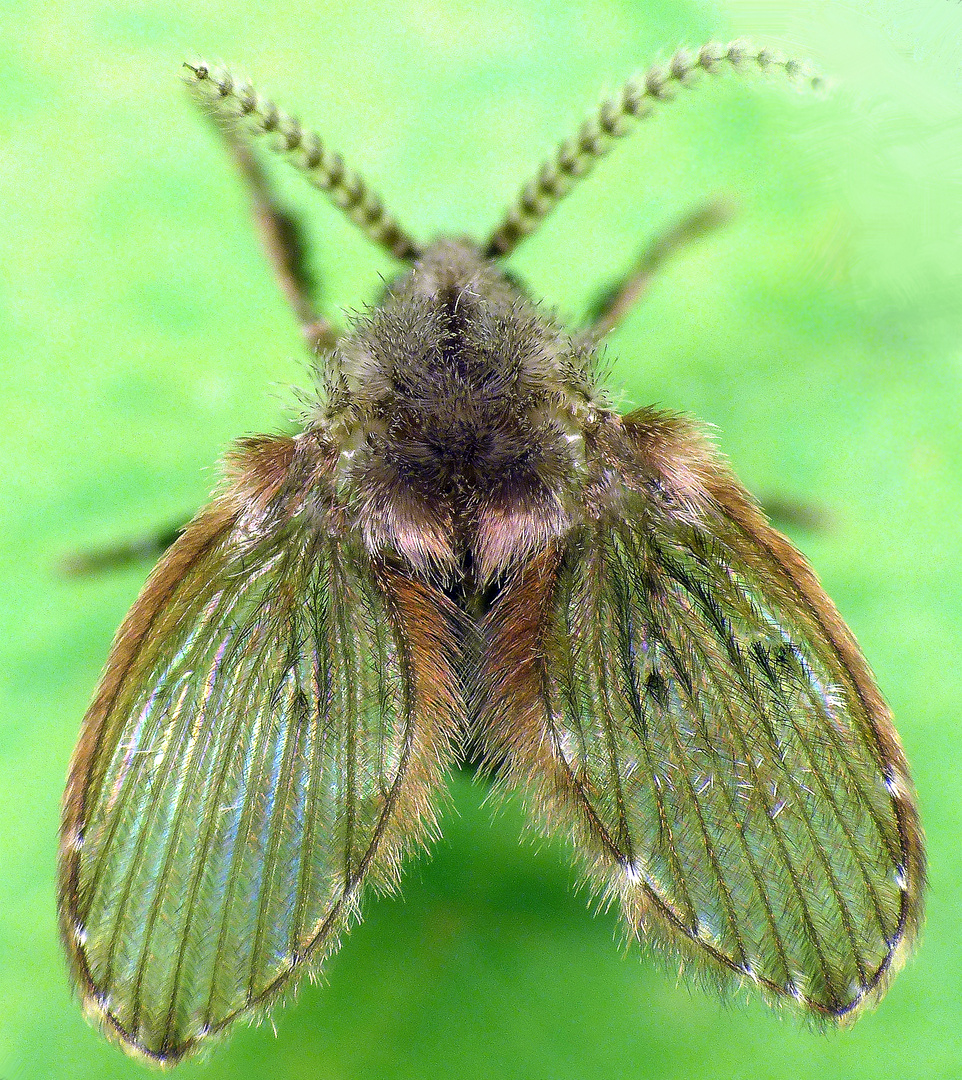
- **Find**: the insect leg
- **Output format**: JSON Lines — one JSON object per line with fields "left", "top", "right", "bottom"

{"left": 584, "top": 200, "right": 731, "bottom": 339}
{"left": 207, "top": 117, "right": 338, "bottom": 353}
{"left": 59, "top": 522, "right": 188, "bottom": 577}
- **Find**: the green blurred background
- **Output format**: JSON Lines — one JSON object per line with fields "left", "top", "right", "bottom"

{"left": 3, "top": 0, "right": 961, "bottom": 1077}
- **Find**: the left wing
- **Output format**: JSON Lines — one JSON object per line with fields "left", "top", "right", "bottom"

{"left": 59, "top": 436, "right": 463, "bottom": 1062}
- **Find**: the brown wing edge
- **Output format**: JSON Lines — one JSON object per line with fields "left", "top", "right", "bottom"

{"left": 479, "top": 408, "right": 924, "bottom": 1022}
{"left": 58, "top": 435, "right": 465, "bottom": 1064}
{"left": 623, "top": 409, "right": 925, "bottom": 1016}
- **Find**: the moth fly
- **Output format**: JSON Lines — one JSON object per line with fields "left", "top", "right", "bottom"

{"left": 59, "top": 41, "right": 924, "bottom": 1064}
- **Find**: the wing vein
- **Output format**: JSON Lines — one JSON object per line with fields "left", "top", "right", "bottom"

{"left": 723, "top": 512, "right": 904, "bottom": 868}
{"left": 605, "top": 544, "right": 699, "bottom": 928}
{"left": 657, "top": 547, "right": 847, "bottom": 1002}
{"left": 128, "top": 620, "right": 246, "bottom": 1036}
{"left": 685, "top": 539, "right": 892, "bottom": 970}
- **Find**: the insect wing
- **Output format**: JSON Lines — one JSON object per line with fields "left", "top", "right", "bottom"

{"left": 59, "top": 449, "right": 461, "bottom": 1062}
{"left": 481, "top": 409, "right": 924, "bottom": 1018}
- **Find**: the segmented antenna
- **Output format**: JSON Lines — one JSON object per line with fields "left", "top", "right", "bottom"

{"left": 184, "top": 62, "right": 421, "bottom": 260}
{"left": 485, "top": 40, "right": 823, "bottom": 258}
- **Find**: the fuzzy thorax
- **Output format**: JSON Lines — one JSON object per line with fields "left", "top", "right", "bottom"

{"left": 319, "top": 240, "right": 607, "bottom": 581}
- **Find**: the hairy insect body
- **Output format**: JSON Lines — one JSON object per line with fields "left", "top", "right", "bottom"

{"left": 326, "top": 241, "right": 598, "bottom": 583}
{"left": 59, "top": 48, "right": 924, "bottom": 1064}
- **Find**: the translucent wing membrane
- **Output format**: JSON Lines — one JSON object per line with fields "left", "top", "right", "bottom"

{"left": 481, "top": 410, "right": 923, "bottom": 1018}
{"left": 59, "top": 439, "right": 462, "bottom": 1062}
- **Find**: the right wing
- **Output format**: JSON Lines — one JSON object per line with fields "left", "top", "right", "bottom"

{"left": 480, "top": 410, "right": 923, "bottom": 1019}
